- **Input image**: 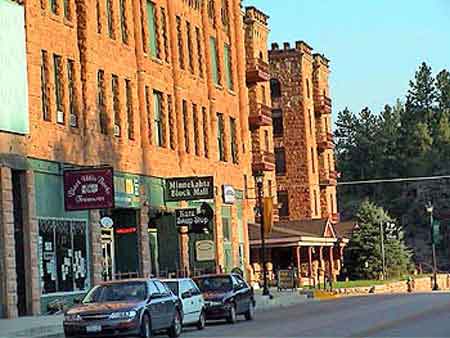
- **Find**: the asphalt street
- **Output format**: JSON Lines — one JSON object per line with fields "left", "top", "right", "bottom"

{"left": 178, "top": 293, "right": 450, "bottom": 338}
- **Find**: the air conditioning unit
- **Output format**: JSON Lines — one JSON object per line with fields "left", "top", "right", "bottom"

{"left": 70, "top": 114, "right": 78, "bottom": 127}
{"left": 57, "top": 110, "right": 65, "bottom": 124}
{"left": 114, "top": 124, "right": 121, "bottom": 137}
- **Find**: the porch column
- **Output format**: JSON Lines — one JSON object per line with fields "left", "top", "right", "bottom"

{"left": 329, "top": 246, "right": 335, "bottom": 281}
{"left": 138, "top": 203, "right": 151, "bottom": 278}
{"left": 0, "top": 167, "right": 18, "bottom": 318}
{"left": 88, "top": 210, "right": 103, "bottom": 286}
{"left": 296, "top": 246, "right": 301, "bottom": 286}
{"left": 308, "top": 246, "right": 313, "bottom": 278}
{"left": 319, "top": 246, "right": 324, "bottom": 268}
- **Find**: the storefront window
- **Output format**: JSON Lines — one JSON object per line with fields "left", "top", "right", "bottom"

{"left": 39, "top": 218, "right": 88, "bottom": 294}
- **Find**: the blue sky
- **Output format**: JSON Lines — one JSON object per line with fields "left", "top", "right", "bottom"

{"left": 243, "top": 0, "right": 450, "bottom": 121}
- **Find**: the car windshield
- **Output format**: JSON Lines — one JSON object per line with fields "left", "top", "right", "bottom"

{"left": 82, "top": 282, "right": 148, "bottom": 303}
{"left": 195, "top": 276, "right": 233, "bottom": 292}
{"left": 164, "top": 281, "right": 179, "bottom": 296}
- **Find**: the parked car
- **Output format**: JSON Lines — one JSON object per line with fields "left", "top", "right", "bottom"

{"left": 193, "top": 273, "right": 255, "bottom": 324}
{"left": 162, "top": 278, "right": 206, "bottom": 330}
{"left": 63, "top": 278, "right": 182, "bottom": 338}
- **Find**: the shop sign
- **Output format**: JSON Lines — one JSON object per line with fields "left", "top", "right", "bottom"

{"left": 175, "top": 208, "right": 210, "bottom": 228}
{"left": 100, "top": 217, "right": 114, "bottom": 228}
{"left": 64, "top": 167, "right": 115, "bottom": 211}
{"left": 114, "top": 173, "right": 140, "bottom": 208}
{"left": 166, "top": 176, "right": 214, "bottom": 202}
{"left": 222, "top": 185, "right": 236, "bottom": 204}
{"left": 277, "top": 269, "right": 296, "bottom": 291}
{"left": 195, "top": 240, "right": 216, "bottom": 262}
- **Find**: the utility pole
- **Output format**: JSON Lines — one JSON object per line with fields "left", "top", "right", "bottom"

{"left": 426, "top": 202, "right": 439, "bottom": 291}
{"left": 379, "top": 221, "right": 386, "bottom": 280}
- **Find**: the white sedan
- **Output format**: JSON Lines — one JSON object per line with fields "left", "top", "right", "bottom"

{"left": 163, "top": 278, "right": 206, "bottom": 330}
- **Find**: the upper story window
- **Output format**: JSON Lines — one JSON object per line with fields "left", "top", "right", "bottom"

{"left": 270, "top": 78, "right": 281, "bottom": 98}
{"left": 41, "top": 50, "right": 50, "bottom": 121}
{"left": 306, "top": 78, "right": 311, "bottom": 99}
{"left": 49, "top": 0, "right": 57, "bottom": 14}
{"left": 275, "top": 147, "right": 286, "bottom": 175}
{"left": 221, "top": 0, "right": 229, "bottom": 28}
{"left": 210, "top": 37, "right": 220, "bottom": 85}
{"left": 230, "top": 117, "right": 238, "bottom": 164}
{"left": 106, "top": 0, "right": 114, "bottom": 39}
{"left": 196, "top": 27, "right": 204, "bottom": 78}
{"left": 224, "top": 43, "right": 233, "bottom": 90}
{"left": 125, "top": 79, "right": 134, "bottom": 140}
{"left": 119, "top": 0, "right": 128, "bottom": 44}
{"left": 272, "top": 109, "right": 283, "bottom": 136}
{"left": 278, "top": 191, "right": 289, "bottom": 217}
{"left": 217, "top": 113, "right": 225, "bottom": 161}
{"left": 97, "top": 70, "right": 107, "bottom": 134}
{"left": 153, "top": 90, "right": 163, "bottom": 147}
{"left": 53, "top": 54, "right": 64, "bottom": 124}
{"left": 207, "top": 0, "right": 216, "bottom": 26}
{"left": 177, "top": 16, "right": 185, "bottom": 69}
{"left": 146, "top": 1, "right": 159, "bottom": 58}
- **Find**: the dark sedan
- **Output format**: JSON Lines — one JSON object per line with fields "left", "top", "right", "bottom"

{"left": 63, "top": 279, "right": 182, "bottom": 338}
{"left": 193, "top": 274, "right": 255, "bottom": 324}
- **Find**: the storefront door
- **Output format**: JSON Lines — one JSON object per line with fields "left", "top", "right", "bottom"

{"left": 101, "top": 229, "right": 115, "bottom": 281}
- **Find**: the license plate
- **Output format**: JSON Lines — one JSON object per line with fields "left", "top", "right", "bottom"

{"left": 86, "top": 325, "right": 102, "bottom": 333}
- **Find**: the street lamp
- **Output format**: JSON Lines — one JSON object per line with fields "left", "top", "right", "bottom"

{"left": 426, "top": 202, "right": 439, "bottom": 290}
{"left": 254, "top": 170, "right": 270, "bottom": 296}
{"left": 379, "top": 221, "right": 386, "bottom": 281}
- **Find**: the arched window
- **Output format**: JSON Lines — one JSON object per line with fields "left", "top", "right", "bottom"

{"left": 259, "top": 51, "right": 263, "bottom": 60}
{"left": 270, "top": 78, "right": 281, "bottom": 98}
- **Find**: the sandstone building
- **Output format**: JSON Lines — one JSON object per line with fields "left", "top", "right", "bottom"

{"left": 0, "top": 0, "right": 253, "bottom": 318}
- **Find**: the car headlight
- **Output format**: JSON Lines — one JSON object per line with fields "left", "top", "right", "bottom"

{"left": 109, "top": 310, "right": 137, "bottom": 320}
{"left": 64, "top": 314, "right": 82, "bottom": 322}
{"left": 207, "top": 301, "right": 223, "bottom": 307}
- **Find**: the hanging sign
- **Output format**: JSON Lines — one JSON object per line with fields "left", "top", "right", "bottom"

{"left": 166, "top": 176, "right": 214, "bottom": 201}
{"left": 222, "top": 185, "right": 236, "bottom": 204}
{"left": 195, "top": 240, "right": 216, "bottom": 262}
{"left": 64, "top": 167, "right": 115, "bottom": 211}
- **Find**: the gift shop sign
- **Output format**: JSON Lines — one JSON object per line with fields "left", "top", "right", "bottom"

{"left": 64, "top": 167, "right": 115, "bottom": 211}
{"left": 166, "top": 176, "right": 214, "bottom": 201}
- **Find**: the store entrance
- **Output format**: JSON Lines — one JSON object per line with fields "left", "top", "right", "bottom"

{"left": 101, "top": 228, "right": 115, "bottom": 281}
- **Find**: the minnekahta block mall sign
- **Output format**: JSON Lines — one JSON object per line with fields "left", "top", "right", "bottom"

{"left": 165, "top": 176, "right": 214, "bottom": 202}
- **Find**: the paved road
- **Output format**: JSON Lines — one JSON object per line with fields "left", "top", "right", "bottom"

{"left": 178, "top": 293, "right": 450, "bottom": 337}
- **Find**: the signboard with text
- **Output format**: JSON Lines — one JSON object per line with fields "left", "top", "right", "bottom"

{"left": 64, "top": 167, "right": 115, "bottom": 211}
{"left": 195, "top": 240, "right": 216, "bottom": 262}
{"left": 166, "top": 176, "right": 214, "bottom": 201}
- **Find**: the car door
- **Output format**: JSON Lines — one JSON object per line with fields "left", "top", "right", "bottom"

{"left": 179, "top": 280, "right": 194, "bottom": 324}
{"left": 188, "top": 279, "right": 204, "bottom": 321}
{"left": 146, "top": 281, "right": 164, "bottom": 330}
{"left": 154, "top": 280, "right": 176, "bottom": 328}
{"left": 234, "top": 274, "right": 252, "bottom": 311}
{"left": 231, "top": 275, "right": 248, "bottom": 314}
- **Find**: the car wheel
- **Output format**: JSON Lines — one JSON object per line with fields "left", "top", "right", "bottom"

{"left": 197, "top": 311, "right": 206, "bottom": 330}
{"left": 226, "top": 304, "right": 237, "bottom": 324}
{"left": 245, "top": 302, "right": 255, "bottom": 321}
{"left": 168, "top": 309, "right": 182, "bottom": 338}
{"left": 140, "top": 313, "right": 152, "bottom": 338}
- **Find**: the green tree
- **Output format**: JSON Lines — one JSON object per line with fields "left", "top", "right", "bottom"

{"left": 344, "top": 201, "right": 412, "bottom": 280}
{"left": 436, "top": 69, "right": 450, "bottom": 112}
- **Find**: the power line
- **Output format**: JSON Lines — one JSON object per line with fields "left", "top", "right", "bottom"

{"left": 338, "top": 175, "right": 450, "bottom": 186}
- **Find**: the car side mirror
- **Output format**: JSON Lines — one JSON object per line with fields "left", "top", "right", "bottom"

{"left": 181, "top": 291, "right": 192, "bottom": 299}
{"left": 73, "top": 297, "right": 82, "bottom": 304}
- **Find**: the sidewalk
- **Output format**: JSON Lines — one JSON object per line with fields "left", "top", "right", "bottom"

{"left": 0, "top": 290, "right": 311, "bottom": 338}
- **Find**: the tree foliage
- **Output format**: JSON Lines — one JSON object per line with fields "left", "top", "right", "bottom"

{"left": 344, "top": 201, "right": 412, "bottom": 280}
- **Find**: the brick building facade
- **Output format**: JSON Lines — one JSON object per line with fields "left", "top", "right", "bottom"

{"left": 269, "top": 41, "right": 338, "bottom": 222}
{"left": 0, "top": 0, "right": 253, "bottom": 318}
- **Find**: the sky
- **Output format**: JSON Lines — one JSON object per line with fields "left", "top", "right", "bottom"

{"left": 243, "top": 0, "right": 450, "bottom": 121}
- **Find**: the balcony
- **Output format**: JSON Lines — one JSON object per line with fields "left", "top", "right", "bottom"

{"left": 249, "top": 103, "right": 272, "bottom": 130}
{"left": 317, "top": 132, "right": 335, "bottom": 151}
{"left": 314, "top": 95, "right": 332, "bottom": 116}
{"left": 246, "top": 58, "right": 271, "bottom": 84}
{"left": 252, "top": 151, "right": 276, "bottom": 172}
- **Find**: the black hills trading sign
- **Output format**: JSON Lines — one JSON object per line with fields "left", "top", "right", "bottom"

{"left": 166, "top": 176, "right": 214, "bottom": 201}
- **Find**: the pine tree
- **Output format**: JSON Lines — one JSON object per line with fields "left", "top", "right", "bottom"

{"left": 436, "top": 69, "right": 450, "bottom": 112}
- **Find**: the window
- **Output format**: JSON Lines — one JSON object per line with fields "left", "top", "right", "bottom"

{"left": 224, "top": 43, "right": 233, "bottom": 90}
{"left": 176, "top": 16, "right": 185, "bottom": 69}
{"left": 217, "top": 113, "right": 225, "bottom": 161}
{"left": 261, "top": 85, "right": 266, "bottom": 104}
{"left": 207, "top": 0, "right": 216, "bottom": 26}
{"left": 330, "top": 193, "right": 334, "bottom": 213}
{"left": 275, "top": 147, "right": 286, "bottom": 175}
{"left": 168, "top": 95, "right": 175, "bottom": 150}
{"left": 97, "top": 70, "right": 107, "bottom": 134}
{"left": 210, "top": 37, "right": 220, "bottom": 85}
{"left": 53, "top": 55, "right": 64, "bottom": 123}
{"left": 125, "top": 79, "right": 134, "bottom": 139}
{"left": 202, "top": 107, "right": 209, "bottom": 158}
{"left": 161, "top": 7, "right": 169, "bottom": 63}
{"left": 63, "top": 0, "right": 71, "bottom": 20}
{"left": 67, "top": 59, "right": 78, "bottom": 127}
{"left": 106, "top": 0, "right": 114, "bottom": 39}
{"left": 96, "top": 0, "right": 101, "bottom": 33}
{"left": 270, "top": 79, "right": 281, "bottom": 98}
{"left": 41, "top": 50, "right": 50, "bottom": 121}
{"left": 120, "top": 0, "right": 128, "bottom": 44}
{"left": 49, "top": 0, "right": 57, "bottom": 14}
{"left": 186, "top": 21, "right": 194, "bottom": 73}
{"left": 145, "top": 86, "right": 152, "bottom": 143}
{"left": 183, "top": 100, "right": 190, "bottom": 153}
{"left": 153, "top": 91, "right": 163, "bottom": 146}
{"left": 196, "top": 27, "right": 204, "bottom": 78}
{"left": 306, "top": 78, "right": 311, "bottom": 99}
{"left": 146, "top": 1, "right": 158, "bottom": 58}
{"left": 313, "top": 190, "right": 319, "bottom": 216}
{"left": 112, "top": 75, "right": 120, "bottom": 136}
{"left": 311, "top": 148, "right": 315, "bottom": 173}
{"left": 278, "top": 192, "right": 289, "bottom": 217}
{"left": 222, "top": 217, "right": 231, "bottom": 241}
{"left": 193, "top": 103, "right": 200, "bottom": 155}
{"left": 221, "top": 0, "right": 229, "bottom": 28}
{"left": 272, "top": 109, "right": 283, "bottom": 136}
{"left": 264, "top": 130, "right": 269, "bottom": 151}
{"left": 309, "top": 109, "right": 313, "bottom": 134}
{"left": 230, "top": 117, "right": 238, "bottom": 164}
{"left": 268, "top": 179, "right": 272, "bottom": 197}
{"left": 39, "top": 219, "right": 88, "bottom": 294}
{"left": 244, "top": 174, "right": 248, "bottom": 197}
